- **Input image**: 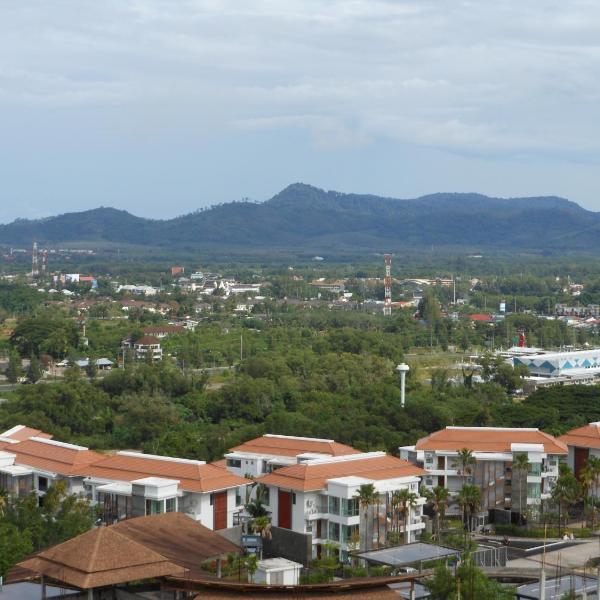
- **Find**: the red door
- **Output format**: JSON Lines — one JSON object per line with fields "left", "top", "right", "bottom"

{"left": 213, "top": 491, "right": 227, "bottom": 530}
{"left": 574, "top": 447, "right": 590, "bottom": 481}
{"left": 278, "top": 490, "right": 292, "bottom": 529}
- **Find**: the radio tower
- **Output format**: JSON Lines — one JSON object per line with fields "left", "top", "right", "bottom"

{"left": 384, "top": 254, "right": 392, "bottom": 316}
{"left": 31, "top": 241, "right": 39, "bottom": 278}
{"left": 41, "top": 249, "right": 48, "bottom": 274}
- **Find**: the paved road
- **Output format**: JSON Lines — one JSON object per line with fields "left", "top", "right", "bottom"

{"left": 506, "top": 538, "right": 600, "bottom": 570}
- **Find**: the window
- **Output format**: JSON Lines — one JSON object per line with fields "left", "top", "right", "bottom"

{"left": 226, "top": 458, "right": 242, "bottom": 469}
{"left": 146, "top": 499, "right": 163, "bottom": 515}
{"left": 236, "top": 489, "right": 242, "bottom": 506}
{"left": 292, "top": 492, "right": 296, "bottom": 505}
{"left": 37, "top": 476, "right": 49, "bottom": 492}
{"left": 341, "top": 524, "right": 359, "bottom": 544}
{"left": 165, "top": 498, "right": 176, "bottom": 513}
{"left": 527, "top": 483, "right": 541, "bottom": 499}
{"left": 328, "top": 521, "right": 340, "bottom": 541}
{"left": 528, "top": 463, "right": 542, "bottom": 476}
{"left": 341, "top": 497, "right": 359, "bottom": 517}
{"left": 328, "top": 496, "right": 340, "bottom": 515}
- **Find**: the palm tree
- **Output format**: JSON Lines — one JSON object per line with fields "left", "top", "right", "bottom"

{"left": 396, "top": 488, "right": 419, "bottom": 545}
{"left": 355, "top": 483, "right": 377, "bottom": 551}
{"left": 423, "top": 485, "right": 449, "bottom": 541}
{"left": 586, "top": 455, "right": 600, "bottom": 528}
{"left": 512, "top": 453, "right": 530, "bottom": 525}
{"left": 456, "top": 448, "right": 476, "bottom": 487}
{"left": 457, "top": 484, "right": 481, "bottom": 545}
{"left": 580, "top": 463, "right": 595, "bottom": 529}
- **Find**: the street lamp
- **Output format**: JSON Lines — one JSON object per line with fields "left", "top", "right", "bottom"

{"left": 396, "top": 363, "right": 410, "bottom": 408}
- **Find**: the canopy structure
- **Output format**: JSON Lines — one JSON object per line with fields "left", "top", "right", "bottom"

{"left": 356, "top": 542, "right": 460, "bottom": 570}
{"left": 13, "top": 512, "right": 240, "bottom": 591}
{"left": 18, "top": 527, "right": 185, "bottom": 589}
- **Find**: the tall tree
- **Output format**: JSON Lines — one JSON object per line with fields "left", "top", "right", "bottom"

{"left": 5, "top": 349, "right": 23, "bottom": 383}
{"left": 355, "top": 483, "right": 376, "bottom": 551}
{"left": 512, "top": 453, "right": 530, "bottom": 524}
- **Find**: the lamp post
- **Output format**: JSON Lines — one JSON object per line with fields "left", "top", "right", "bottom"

{"left": 396, "top": 363, "right": 410, "bottom": 408}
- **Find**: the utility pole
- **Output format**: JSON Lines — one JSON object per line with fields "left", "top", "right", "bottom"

{"left": 240, "top": 333, "right": 243, "bottom": 362}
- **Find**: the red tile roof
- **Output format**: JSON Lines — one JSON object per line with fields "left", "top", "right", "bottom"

{"left": 0, "top": 425, "right": 53, "bottom": 442}
{"left": 416, "top": 427, "right": 567, "bottom": 454}
{"left": 230, "top": 435, "right": 361, "bottom": 458}
{"left": 78, "top": 452, "right": 250, "bottom": 493}
{"left": 257, "top": 453, "right": 425, "bottom": 492}
{"left": 0, "top": 438, "right": 104, "bottom": 475}
{"left": 133, "top": 336, "right": 161, "bottom": 346}
{"left": 468, "top": 313, "right": 494, "bottom": 322}
{"left": 558, "top": 422, "right": 600, "bottom": 450}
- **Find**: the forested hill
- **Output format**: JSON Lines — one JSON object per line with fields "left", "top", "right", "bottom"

{"left": 1, "top": 183, "right": 598, "bottom": 254}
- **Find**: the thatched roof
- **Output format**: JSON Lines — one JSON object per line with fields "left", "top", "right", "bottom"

{"left": 18, "top": 527, "right": 185, "bottom": 589}
{"left": 15, "top": 513, "right": 239, "bottom": 589}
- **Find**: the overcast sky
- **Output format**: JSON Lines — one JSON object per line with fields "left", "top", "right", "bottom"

{"left": 1, "top": 0, "right": 599, "bottom": 222}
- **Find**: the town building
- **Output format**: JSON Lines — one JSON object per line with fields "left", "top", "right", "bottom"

{"left": 142, "top": 325, "right": 186, "bottom": 338}
{"left": 558, "top": 422, "right": 600, "bottom": 482}
{"left": 122, "top": 335, "right": 163, "bottom": 361}
{"left": 79, "top": 451, "right": 250, "bottom": 530}
{"left": 224, "top": 434, "right": 361, "bottom": 478}
{"left": 309, "top": 279, "right": 346, "bottom": 294}
{"left": 0, "top": 425, "right": 250, "bottom": 531}
{"left": 256, "top": 451, "right": 426, "bottom": 563}
{"left": 401, "top": 426, "right": 567, "bottom": 522}
{"left": 0, "top": 428, "right": 104, "bottom": 501}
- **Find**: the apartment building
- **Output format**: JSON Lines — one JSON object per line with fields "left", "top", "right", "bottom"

{"left": 256, "top": 452, "right": 426, "bottom": 562}
{"left": 401, "top": 426, "right": 567, "bottom": 522}
{"left": 79, "top": 451, "right": 250, "bottom": 530}
{"left": 0, "top": 427, "right": 104, "bottom": 501}
{"left": 558, "top": 422, "right": 600, "bottom": 482}
{"left": 224, "top": 434, "right": 361, "bottom": 478}
{"left": 0, "top": 425, "right": 250, "bottom": 531}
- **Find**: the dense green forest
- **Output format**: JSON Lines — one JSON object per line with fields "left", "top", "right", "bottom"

{"left": 2, "top": 184, "right": 600, "bottom": 255}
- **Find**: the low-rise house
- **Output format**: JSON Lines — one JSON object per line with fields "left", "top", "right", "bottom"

{"left": 256, "top": 452, "right": 426, "bottom": 562}
{"left": 309, "top": 279, "right": 346, "bottom": 294}
{"left": 79, "top": 451, "right": 250, "bottom": 530}
{"left": 224, "top": 434, "right": 361, "bottom": 478}
{"left": 73, "top": 358, "right": 114, "bottom": 371}
{"left": 402, "top": 426, "right": 567, "bottom": 523}
{"left": 142, "top": 325, "right": 186, "bottom": 338}
{"left": 122, "top": 336, "right": 163, "bottom": 361}
{"left": 558, "top": 422, "right": 600, "bottom": 483}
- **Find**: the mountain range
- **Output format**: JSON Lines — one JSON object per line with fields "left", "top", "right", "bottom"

{"left": 1, "top": 184, "right": 598, "bottom": 255}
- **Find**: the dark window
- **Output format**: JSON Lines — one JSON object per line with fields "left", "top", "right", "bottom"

{"left": 38, "top": 476, "right": 49, "bottom": 492}
{"left": 226, "top": 459, "right": 242, "bottom": 469}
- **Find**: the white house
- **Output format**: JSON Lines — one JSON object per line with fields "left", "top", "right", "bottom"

{"left": 402, "top": 426, "right": 567, "bottom": 522}
{"left": 224, "top": 434, "right": 361, "bottom": 479}
{"left": 257, "top": 452, "right": 426, "bottom": 563}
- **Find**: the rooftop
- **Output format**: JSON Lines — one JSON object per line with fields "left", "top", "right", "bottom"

{"left": 558, "top": 422, "right": 600, "bottom": 450}
{"left": 415, "top": 426, "right": 567, "bottom": 455}
{"left": 0, "top": 425, "right": 53, "bottom": 442}
{"left": 230, "top": 434, "right": 361, "bottom": 459}
{"left": 79, "top": 451, "right": 249, "bottom": 493}
{"left": 257, "top": 453, "right": 425, "bottom": 492}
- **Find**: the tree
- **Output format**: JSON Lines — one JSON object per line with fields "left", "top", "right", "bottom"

{"left": 395, "top": 488, "right": 419, "bottom": 544}
{"left": 27, "top": 354, "right": 43, "bottom": 384}
{"left": 512, "top": 453, "right": 530, "bottom": 524}
{"left": 355, "top": 483, "right": 376, "bottom": 551}
{"left": 5, "top": 349, "right": 23, "bottom": 383}
{"left": 551, "top": 464, "right": 582, "bottom": 535}
{"left": 457, "top": 485, "right": 481, "bottom": 542}
{"left": 423, "top": 485, "right": 449, "bottom": 541}
{"left": 457, "top": 448, "right": 476, "bottom": 487}
{"left": 0, "top": 523, "right": 33, "bottom": 578}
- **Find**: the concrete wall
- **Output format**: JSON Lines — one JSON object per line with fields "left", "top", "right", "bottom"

{"left": 217, "top": 524, "right": 243, "bottom": 546}
{"left": 263, "top": 526, "right": 312, "bottom": 566}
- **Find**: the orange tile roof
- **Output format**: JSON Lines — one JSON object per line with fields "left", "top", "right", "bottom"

{"left": 558, "top": 423, "right": 600, "bottom": 450}
{"left": 257, "top": 454, "right": 426, "bottom": 492}
{"left": 79, "top": 453, "right": 250, "bottom": 493}
{"left": 415, "top": 427, "right": 567, "bottom": 455}
{"left": 4, "top": 438, "right": 104, "bottom": 475}
{"left": 230, "top": 435, "right": 361, "bottom": 458}
{"left": 0, "top": 425, "right": 53, "bottom": 442}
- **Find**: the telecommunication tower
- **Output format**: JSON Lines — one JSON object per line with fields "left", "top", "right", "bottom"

{"left": 31, "top": 241, "right": 39, "bottom": 278}
{"left": 41, "top": 249, "right": 48, "bottom": 274}
{"left": 384, "top": 254, "right": 392, "bottom": 316}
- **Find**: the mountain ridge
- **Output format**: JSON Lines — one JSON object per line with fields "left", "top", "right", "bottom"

{"left": 0, "top": 183, "right": 597, "bottom": 254}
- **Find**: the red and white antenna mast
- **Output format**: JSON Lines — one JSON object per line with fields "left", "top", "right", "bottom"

{"left": 384, "top": 254, "right": 392, "bottom": 316}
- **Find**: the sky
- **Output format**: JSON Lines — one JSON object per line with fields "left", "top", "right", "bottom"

{"left": 1, "top": 0, "right": 600, "bottom": 222}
